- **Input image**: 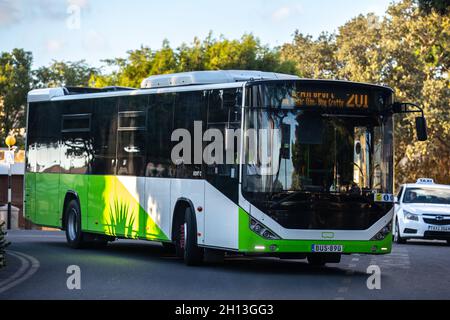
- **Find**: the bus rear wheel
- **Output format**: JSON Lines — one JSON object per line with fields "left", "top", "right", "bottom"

{"left": 65, "top": 200, "right": 87, "bottom": 249}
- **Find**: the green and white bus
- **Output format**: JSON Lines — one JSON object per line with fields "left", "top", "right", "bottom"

{"left": 24, "top": 70, "right": 427, "bottom": 266}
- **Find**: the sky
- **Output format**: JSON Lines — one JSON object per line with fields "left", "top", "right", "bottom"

{"left": 0, "top": 0, "right": 397, "bottom": 69}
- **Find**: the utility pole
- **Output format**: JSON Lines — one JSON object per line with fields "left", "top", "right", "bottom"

{"left": 5, "top": 136, "right": 16, "bottom": 230}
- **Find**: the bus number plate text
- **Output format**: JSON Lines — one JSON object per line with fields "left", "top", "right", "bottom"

{"left": 311, "top": 245, "right": 344, "bottom": 253}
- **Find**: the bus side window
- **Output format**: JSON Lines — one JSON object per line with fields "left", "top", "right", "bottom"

{"left": 172, "top": 91, "right": 207, "bottom": 179}
{"left": 91, "top": 97, "right": 118, "bottom": 175}
{"left": 61, "top": 112, "right": 91, "bottom": 174}
{"left": 117, "top": 95, "right": 148, "bottom": 177}
{"left": 146, "top": 93, "right": 174, "bottom": 178}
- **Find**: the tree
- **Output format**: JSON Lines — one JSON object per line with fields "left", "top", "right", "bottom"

{"left": 280, "top": 0, "right": 449, "bottom": 186}
{"left": 33, "top": 60, "right": 100, "bottom": 88}
{"left": 280, "top": 31, "right": 338, "bottom": 79}
{"left": 0, "top": 49, "right": 32, "bottom": 146}
{"left": 417, "top": 0, "right": 450, "bottom": 15}
{"left": 90, "top": 34, "right": 296, "bottom": 88}
{"left": 382, "top": 0, "right": 450, "bottom": 186}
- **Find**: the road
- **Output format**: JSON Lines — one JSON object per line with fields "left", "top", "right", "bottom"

{"left": 1, "top": 230, "right": 450, "bottom": 300}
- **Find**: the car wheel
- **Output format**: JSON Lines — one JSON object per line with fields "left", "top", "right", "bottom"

{"left": 183, "top": 207, "right": 204, "bottom": 266}
{"left": 65, "top": 200, "right": 86, "bottom": 249}
{"left": 394, "top": 218, "right": 407, "bottom": 244}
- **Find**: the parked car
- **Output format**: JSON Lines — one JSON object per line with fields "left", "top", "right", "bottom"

{"left": 394, "top": 179, "right": 450, "bottom": 244}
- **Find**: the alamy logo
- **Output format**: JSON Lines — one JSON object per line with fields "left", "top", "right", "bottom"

{"left": 171, "top": 121, "right": 281, "bottom": 175}
{"left": 66, "top": 265, "right": 81, "bottom": 290}
{"left": 366, "top": 265, "right": 381, "bottom": 290}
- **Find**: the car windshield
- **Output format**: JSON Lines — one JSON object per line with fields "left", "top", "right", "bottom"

{"left": 403, "top": 187, "right": 450, "bottom": 205}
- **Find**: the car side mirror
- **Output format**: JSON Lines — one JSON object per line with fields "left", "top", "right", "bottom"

{"left": 416, "top": 117, "right": 428, "bottom": 141}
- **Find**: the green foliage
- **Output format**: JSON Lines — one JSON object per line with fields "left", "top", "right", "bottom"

{"left": 417, "top": 0, "right": 450, "bottom": 15}
{"left": 0, "top": 48, "right": 32, "bottom": 146}
{"left": 90, "top": 34, "right": 296, "bottom": 88}
{"left": 32, "top": 60, "right": 100, "bottom": 88}
{"left": 0, "top": 221, "right": 11, "bottom": 268}
{"left": 280, "top": 31, "right": 338, "bottom": 79}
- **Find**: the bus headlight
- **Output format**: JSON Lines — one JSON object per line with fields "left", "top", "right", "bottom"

{"left": 404, "top": 211, "right": 419, "bottom": 221}
{"left": 371, "top": 223, "right": 392, "bottom": 241}
{"left": 250, "top": 218, "right": 281, "bottom": 240}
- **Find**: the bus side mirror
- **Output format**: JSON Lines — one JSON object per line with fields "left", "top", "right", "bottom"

{"left": 416, "top": 117, "right": 428, "bottom": 141}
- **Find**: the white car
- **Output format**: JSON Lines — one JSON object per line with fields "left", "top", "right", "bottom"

{"left": 394, "top": 179, "right": 450, "bottom": 244}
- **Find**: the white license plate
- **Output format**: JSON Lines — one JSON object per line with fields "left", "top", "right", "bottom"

{"left": 311, "top": 245, "right": 344, "bottom": 253}
{"left": 428, "top": 225, "right": 450, "bottom": 232}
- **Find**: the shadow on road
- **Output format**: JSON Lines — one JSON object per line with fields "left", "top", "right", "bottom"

{"left": 396, "top": 240, "right": 449, "bottom": 247}
{"left": 39, "top": 239, "right": 368, "bottom": 278}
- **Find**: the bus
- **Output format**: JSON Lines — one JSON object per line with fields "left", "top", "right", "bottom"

{"left": 24, "top": 70, "right": 427, "bottom": 266}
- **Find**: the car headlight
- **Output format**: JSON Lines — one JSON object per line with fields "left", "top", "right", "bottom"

{"left": 250, "top": 218, "right": 281, "bottom": 240}
{"left": 404, "top": 211, "right": 419, "bottom": 221}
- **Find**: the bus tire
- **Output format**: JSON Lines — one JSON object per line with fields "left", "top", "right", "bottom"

{"left": 184, "top": 207, "right": 204, "bottom": 266}
{"left": 65, "top": 200, "right": 87, "bottom": 249}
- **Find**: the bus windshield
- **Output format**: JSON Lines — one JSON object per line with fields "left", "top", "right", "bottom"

{"left": 242, "top": 81, "right": 394, "bottom": 230}
{"left": 243, "top": 109, "right": 392, "bottom": 195}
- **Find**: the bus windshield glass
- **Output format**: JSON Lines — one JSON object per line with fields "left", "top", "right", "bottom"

{"left": 242, "top": 81, "right": 394, "bottom": 230}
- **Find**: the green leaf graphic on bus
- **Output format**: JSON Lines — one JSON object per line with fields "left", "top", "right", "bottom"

{"left": 106, "top": 199, "right": 137, "bottom": 238}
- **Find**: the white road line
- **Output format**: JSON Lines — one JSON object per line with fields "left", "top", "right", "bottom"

{"left": 0, "top": 251, "right": 40, "bottom": 294}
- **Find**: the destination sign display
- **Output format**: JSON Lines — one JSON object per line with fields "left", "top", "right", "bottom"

{"left": 294, "top": 90, "right": 370, "bottom": 109}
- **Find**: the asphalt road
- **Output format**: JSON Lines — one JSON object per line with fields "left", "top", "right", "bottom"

{"left": 1, "top": 230, "right": 450, "bottom": 300}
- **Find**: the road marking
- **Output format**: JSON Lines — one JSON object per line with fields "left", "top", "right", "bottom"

{"left": 369, "top": 247, "right": 410, "bottom": 270}
{"left": 0, "top": 251, "right": 40, "bottom": 294}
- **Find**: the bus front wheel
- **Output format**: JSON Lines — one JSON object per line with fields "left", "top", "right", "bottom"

{"left": 183, "top": 207, "right": 204, "bottom": 266}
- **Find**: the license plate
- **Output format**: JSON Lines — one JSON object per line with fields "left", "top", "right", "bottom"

{"left": 312, "top": 245, "right": 344, "bottom": 253}
{"left": 428, "top": 225, "right": 450, "bottom": 232}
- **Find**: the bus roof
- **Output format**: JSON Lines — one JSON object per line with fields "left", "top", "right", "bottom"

{"left": 28, "top": 70, "right": 393, "bottom": 103}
